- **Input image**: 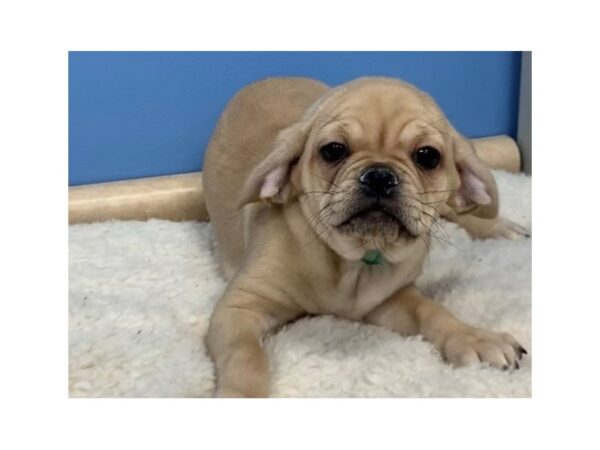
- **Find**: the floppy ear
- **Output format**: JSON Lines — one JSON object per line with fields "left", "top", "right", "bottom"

{"left": 448, "top": 135, "right": 499, "bottom": 219}
{"left": 237, "top": 122, "right": 309, "bottom": 207}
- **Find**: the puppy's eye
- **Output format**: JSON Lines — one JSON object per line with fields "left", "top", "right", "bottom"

{"left": 413, "top": 146, "right": 441, "bottom": 170}
{"left": 320, "top": 142, "right": 348, "bottom": 163}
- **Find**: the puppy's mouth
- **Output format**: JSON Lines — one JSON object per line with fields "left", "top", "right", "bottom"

{"left": 338, "top": 205, "right": 400, "bottom": 227}
{"left": 335, "top": 202, "right": 416, "bottom": 240}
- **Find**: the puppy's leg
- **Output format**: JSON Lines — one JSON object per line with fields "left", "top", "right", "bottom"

{"left": 206, "top": 290, "right": 301, "bottom": 397}
{"left": 365, "top": 285, "right": 527, "bottom": 369}
{"left": 452, "top": 214, "right": 529, "bottom": 240}
{"left": 440, "top": 204, "right": 529, "bottom": 240}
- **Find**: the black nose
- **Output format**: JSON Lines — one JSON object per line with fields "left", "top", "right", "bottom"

{"left": 359, "top": 166, "right": 399, "bottom": 198}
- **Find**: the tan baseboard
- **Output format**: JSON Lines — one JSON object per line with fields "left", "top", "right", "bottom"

{"left": 69, "top": 135, "right": 521, "bottom": 224}
{"left": 471, "top": 135, "right": 521, "bottom": 172}
{"left": 69, "top": 172, "right": 207, "bottom": 224}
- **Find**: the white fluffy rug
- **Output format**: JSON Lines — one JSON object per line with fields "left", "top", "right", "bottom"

{"left": 69, "top": 170, "right": 531, "bottom": 397}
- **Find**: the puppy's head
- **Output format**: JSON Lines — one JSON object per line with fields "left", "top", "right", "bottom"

{"left": 241, "top": 77, "right": 498, "bottom": 261}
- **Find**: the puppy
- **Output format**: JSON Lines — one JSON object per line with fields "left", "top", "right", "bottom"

{"left": 203, "top": 77, "right": 528, "bottom": 397}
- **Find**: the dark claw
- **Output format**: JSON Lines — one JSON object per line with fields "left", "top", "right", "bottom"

{"left": 514, "top": 361, "right": 520, "bottom": 370}
{"left": 502, "top": 364, "right": 509, "bottom": 371}
{"left": 519, "top": 346, "right": 528, "bottom": 355}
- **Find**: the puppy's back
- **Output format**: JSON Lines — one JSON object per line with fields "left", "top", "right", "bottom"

{"left": 203, "top": 77, "right": 329, "bottom": 276}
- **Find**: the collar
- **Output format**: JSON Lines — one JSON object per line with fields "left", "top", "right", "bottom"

{"left": 361, "top": 249, "right": 385, "bottom": 266}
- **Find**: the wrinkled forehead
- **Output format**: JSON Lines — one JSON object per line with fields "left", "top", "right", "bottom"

{"left": 313, "top": 82, "right": 450, "bottom": 148}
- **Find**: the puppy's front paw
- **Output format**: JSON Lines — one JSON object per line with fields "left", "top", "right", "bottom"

{"left": 490, "top": 217, "right": 530, "bottom": 240}
{"left": 441, "top": 327, "right": 527, "bottom": 370}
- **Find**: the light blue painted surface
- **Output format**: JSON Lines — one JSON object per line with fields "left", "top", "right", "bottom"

{"left": 69, "top": 51, "right": 521, "bottom": 185}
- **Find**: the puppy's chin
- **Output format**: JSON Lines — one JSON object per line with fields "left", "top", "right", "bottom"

{"left": 335, "top": 204, "right": 417, "bottom": 242}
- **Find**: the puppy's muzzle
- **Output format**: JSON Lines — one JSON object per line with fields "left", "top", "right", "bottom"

{"left": 359, "top": 165, "right": 399, "bottom": 198}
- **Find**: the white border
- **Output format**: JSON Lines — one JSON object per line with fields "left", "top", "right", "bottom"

{"left": 2, "top": 0, "right": 599, "bottom": 449}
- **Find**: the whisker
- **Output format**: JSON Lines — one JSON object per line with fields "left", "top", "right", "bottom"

{"left": 414, "top": 197, "right": 448, "bottom": 206}
{"left": 302, "top": 201, "right": 337, "bottom": 237}
{"left": 308, "top": 170, "right": 340, "bottom": 189}
{"left": 373, "top": 239, "right": 398, "bottom": 265}
{"left": 415, "top": 188, "right": 456, "bottom": 196}
{"left": 406, "top": 203, "right": 461, "bottom": 252}
{"left": 412, "top": 198, "right": 443, "bottom": 216}
{"left": 344, "top": 239, "right": 370, "bottom": 257}
{"left": 299, "top": 190, "right": 342, "bottom": 196}
{"left": 300, "top": 199, "right": 344, "bottom": 248}
{"left": 419, "top": 209, "right": 451, "bottom": 242}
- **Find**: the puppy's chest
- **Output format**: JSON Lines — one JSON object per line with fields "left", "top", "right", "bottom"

{"left": 321, "top": 265, "right": 412, "bottom": 319}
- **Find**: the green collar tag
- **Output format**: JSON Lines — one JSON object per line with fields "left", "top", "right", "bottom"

{"left": 361, "top": 249, "right": 385, "bottom": 266}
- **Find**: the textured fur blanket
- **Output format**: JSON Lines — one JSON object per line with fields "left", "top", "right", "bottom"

{"left": 69, "top": 170, "right": 531, "bottom": 397}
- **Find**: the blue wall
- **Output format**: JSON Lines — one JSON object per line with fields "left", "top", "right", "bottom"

{"left": 69, "top": 51, "right": 521, "bottom": 186}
